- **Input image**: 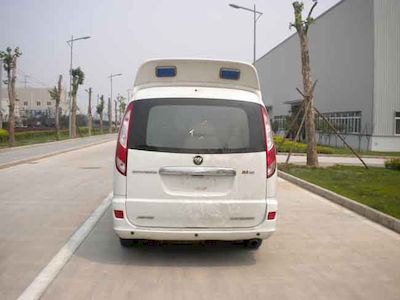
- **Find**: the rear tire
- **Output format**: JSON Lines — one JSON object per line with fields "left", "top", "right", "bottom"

{"left": 245, "top": 239, "right": 263, "bottom": 250}
{"left": 119, "top": 238, "right": 136, "bottom": 247}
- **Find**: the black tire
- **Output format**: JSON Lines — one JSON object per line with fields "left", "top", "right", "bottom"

{"left": 119, "top": 238, "right": 136, "bottom": 247}
{"left": 245, "top": 239, "right": 263, "bottom": 250}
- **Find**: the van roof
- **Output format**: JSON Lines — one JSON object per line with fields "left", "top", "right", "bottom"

{"left": 133, "top": 58, "right": 260, "bottom": 94}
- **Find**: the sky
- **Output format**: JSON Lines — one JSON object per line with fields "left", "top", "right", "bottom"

{"left": 0, "top": 0, "right": 341, "bottom": 107}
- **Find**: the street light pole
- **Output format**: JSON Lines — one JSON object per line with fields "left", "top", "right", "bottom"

{"left": 253, "top": 4, "right": 256, "bottom": 65}
{"left": 66, "top": 35, "right": 91, "bottom": 137}
{"left": 229, "top": 3, "right": 263, "bottom": 65}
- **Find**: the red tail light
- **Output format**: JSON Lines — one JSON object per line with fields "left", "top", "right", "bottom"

{"left": 114, "top": 210, "right": 124, "bottom": 219}
{"left": 267, "top": 211, "right": 277, "bottom": 220}
{"left": 116, "top": 102, "right": 134, "bottom": 176}
{"left": 261, "top": 106, "right": 276, "bottom": 178}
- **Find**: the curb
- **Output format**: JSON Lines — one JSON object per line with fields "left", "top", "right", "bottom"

{"left": 277, "top": 152, "right": 398, "bottom": 159}
{"left": 278, "top": 170, "right": 400, "bottom": 234}
{"left": 0, "top": 138, "right": 115, "bottom": 170}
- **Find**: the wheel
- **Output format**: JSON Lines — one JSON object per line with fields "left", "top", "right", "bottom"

{"left": 119, "top": 238, "right": 136, "bottom": 247}
{"left": 245, "top": 239, "right": 263, "bottom": 250}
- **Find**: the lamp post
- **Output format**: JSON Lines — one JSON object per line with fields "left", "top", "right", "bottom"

{"left": 108, "top": 73, "right": 122, "bottom": 131}
{"left": 229, "top": 3, "right": 263, "bottom": 65}
{"left": 67, "top": 35, "right": 91, "bottom": 137}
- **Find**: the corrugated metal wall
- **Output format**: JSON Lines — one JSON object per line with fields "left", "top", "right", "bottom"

{"left": 371, "top": 0, "right": 400, "bottom": 151}
{"left": 373, "top": 0, "right": 400, "bottom": 135}
{"left": 255, "top": 0, "right": 375, "bottom": 150}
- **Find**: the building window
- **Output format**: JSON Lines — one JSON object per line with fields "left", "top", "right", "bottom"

{"left": 273, "top": 115, "right": 287, "bottom": 131}
{"left": 395, "top": 112, "right": 400, "bottom": 135}
{"left": 24, "top": 101, "right": 28, "bottom": 106}
{"left": 47, "top": 101, "right": 52, "bottom": 106}
{"left": 317, "top": 111, "right": 361, "bottom": 134}
{"left": 37, "top": 101, "right": 41, "bottom": 106}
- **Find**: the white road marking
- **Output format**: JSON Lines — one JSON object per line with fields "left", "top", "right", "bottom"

{"left": 17, "top": 193, "right": 113, "bottom": 300}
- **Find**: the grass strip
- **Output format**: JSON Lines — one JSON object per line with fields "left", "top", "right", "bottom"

{"left": 280, "top": 164, "right": 400, "bottom": 219}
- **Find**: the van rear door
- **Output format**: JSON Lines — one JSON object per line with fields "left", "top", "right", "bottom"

{"left": 125, "top": 98, "right": 267, "bottom": 228}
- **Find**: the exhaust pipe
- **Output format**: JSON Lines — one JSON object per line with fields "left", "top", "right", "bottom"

{"left": 245, "top": 238, "right": 262, "bottom": 249}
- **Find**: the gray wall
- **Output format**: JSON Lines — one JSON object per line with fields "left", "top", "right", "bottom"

{"left": 255, "top": 0, "right": 375, "bottom": 149}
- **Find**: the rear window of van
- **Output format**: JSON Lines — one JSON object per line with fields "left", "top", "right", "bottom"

{"left": 128, "top": 98, "right": 265, "bottom": 154}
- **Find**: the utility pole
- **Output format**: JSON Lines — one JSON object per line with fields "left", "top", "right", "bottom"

{"left": 108, "top": 73, "right": 122, "bottom": 132}
{"left": 127, "top": 88, "right": 133, "bottom": 101}
{"left": 0, "top": 59, "right": 3, "bottom": 128}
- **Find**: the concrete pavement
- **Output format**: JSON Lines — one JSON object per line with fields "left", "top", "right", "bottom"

{"left": 0, "top": 134, "right": 116, "bottom": 168}
{"left": 0, "top": 141, "right": 115, "bottom": 300}
{"left": 1, "top": 140, "right": 399, "bottom": 300}
{"left": 41, "top": 179, "right": 400, "bottom": 300}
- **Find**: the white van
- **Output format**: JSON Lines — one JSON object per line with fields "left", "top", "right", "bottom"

{"left": 112, "top": 59, "right": 277, "bottom": 249}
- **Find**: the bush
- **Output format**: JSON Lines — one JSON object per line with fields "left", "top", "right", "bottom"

{"left": 316, "top": 146, "right": 334, "bottom": 154}
{"left": 0, "top": 129, "right": 9, "bottom": 143}
{"left": 273, "top": 135, "right": 334, "bottom": 154}
{"left": 385, "top": 158, "right": 400, "bottom": 171}
{"left": 0, "top": 126, "right": 107, "bottom": 145}
{"left": 274, "top": 135, "right": 284, "bottom": 144}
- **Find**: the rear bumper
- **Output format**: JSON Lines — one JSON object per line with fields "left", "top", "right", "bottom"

{"left": 112, "top": 196, "right": 277, "bottom": 241}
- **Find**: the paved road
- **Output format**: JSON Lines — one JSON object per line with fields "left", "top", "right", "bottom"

{"left": 42, "top": 181, "right": 400, "bottom": 299}
{"left": 1, "top": 141, "right": 399, "bottom": 299}
{"left": 277, "top": 154, "right": 385, "bottom": 167}
{"left": 0, "top": 134, "right": 116, "bottom": 168}
{"left": 0, "top": 141, "right": 115, "bottom": 300}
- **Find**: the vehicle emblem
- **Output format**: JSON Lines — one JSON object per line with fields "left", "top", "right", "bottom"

{"left": 193, "top": 155, "right": 203, "bottom": 165}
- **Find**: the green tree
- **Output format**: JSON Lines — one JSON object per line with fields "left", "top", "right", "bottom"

{"left": 117, "top": 95, "right": 126, "bottom": 122}
{"left": 290, "top": 0, "right": 319, "bottom": 167}
{"left": 0, "top": 47, "right": 22, "bottom": 146}
{"left": 96, "top": 95, "right": 105, "bottom": 134}
{"left": 71, "top": 67, "right": 84, "bottom": 138}
{"left": 48, "top": 75, "right": 63, "bottom": 140}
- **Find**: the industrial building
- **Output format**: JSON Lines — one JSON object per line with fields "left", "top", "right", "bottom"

{"left": 0, "top": 87, "right": 68, "bottom": 126}
{"left": 255, "top": 0, "right": 400, "bottom": 151}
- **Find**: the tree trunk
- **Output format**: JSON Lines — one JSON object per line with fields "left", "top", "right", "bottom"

{"left": 55, "top": 75, "right": 62, "bottom": 140}
{"left": 114, "top": 100, "right": 117, "bottom": 130}
{"left": 71, "top": 94, "right": 77, "bottom": 138}
{"left": 7, "top": 67, "right": 16, "bottom": 146}
{"left": 100, "top": 114, "right": 103, "bottom": 134}
{"left": 108, "top": 97, "right": 112, "bottom": 133}
{"left": 88, "top": 115, "right": 92, "bottom": 136}
{"left": 299, "top": 29, "right": 319, "bottom": 167}
{"left": 55, "top": 104, "right": 60, "bottom": 140}
{"left": 87, "top": 88, "right": 92, "bottom": 136}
